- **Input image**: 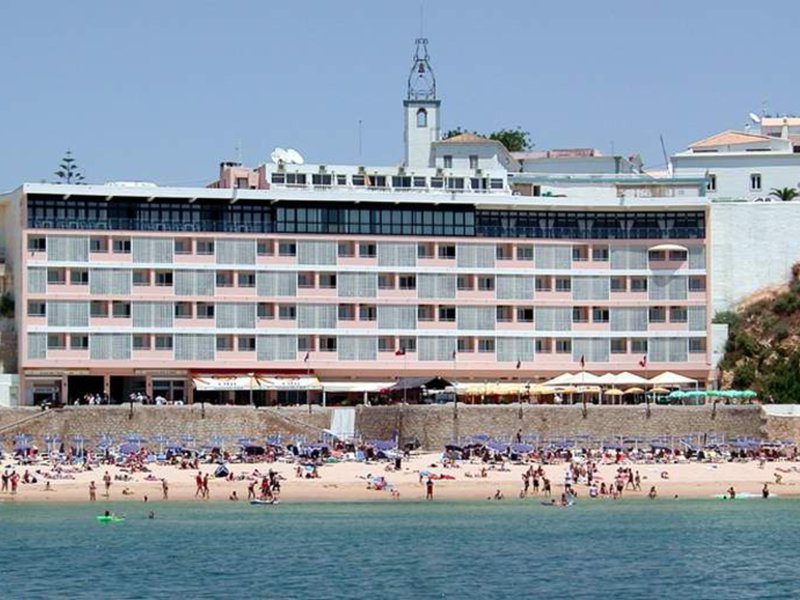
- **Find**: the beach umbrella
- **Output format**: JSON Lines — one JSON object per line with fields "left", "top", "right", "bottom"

{"left": 623, "top": 387, "right": 645, "bottom": 394}
{"left": 742, "top": 390, "right": 758, "bottom": 399}
{"left": 651, "top": 387, "right": 670, "bottom": 394}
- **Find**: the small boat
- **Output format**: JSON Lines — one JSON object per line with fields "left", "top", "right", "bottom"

{"left": 96, "top": 515, "right": 126, "bottom": 523}
{"left": 250, "top": 499, "right": 279, "bottom": 506}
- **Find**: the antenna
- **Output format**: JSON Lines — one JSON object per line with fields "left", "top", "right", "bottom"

{"left": 358, "top": 119, "right": 363, "bottom": 158}
{"left": 286, "top": 148, "right": 305, "bottom": 165}
{"left": 270, "top": 147, "right": 288, "bottom": 164}
{"left": 659, "top": 134, "right": 671, "bottom": 175}
{"left": 419, "top": 1, "right": 424, "bottom": 37}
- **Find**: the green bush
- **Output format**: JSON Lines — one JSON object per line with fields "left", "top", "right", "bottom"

{"left": 712, "top": 310, "right": 740, "bottom": 327}
{"left": 772, "top": 321, "right": 790, "bottom": 341}
{"left": 732, "top": 362, "right": 756, "bottom": 388}
{"left": 774, "top": 292, "right": 800, "bottom": 315}
{"left": 0, "top": 294, "right": 13, "bottom": 318}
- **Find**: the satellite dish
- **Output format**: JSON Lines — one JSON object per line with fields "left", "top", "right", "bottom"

{"left": 749, "top": 112, "right": 761, "bottom": 124}
{"left": 270, "top": 147, "right": 288, "bottom": 164}
{"left": 286, "top": 148, "right": 305, "bottom": 165}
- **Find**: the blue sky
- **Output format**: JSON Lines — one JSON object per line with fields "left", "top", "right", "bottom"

{"left": 2, "top": 0, "right": 799, "bottom": 190}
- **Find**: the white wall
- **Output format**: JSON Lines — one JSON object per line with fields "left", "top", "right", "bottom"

{"left": 673, "top": 153, "right": 800, "bottom": 201}
{"left": 710, "top": 202, "right": 800, "bottom": 312}
{"left": 404, "top": 100, "right": 440, "bottom": 168}
{"left": 0, "top": 374, "right": 19, "bottom": 406}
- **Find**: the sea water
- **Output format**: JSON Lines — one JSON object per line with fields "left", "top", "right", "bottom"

{"left": 0, "top": 499, "right": 798, "bottom": 599}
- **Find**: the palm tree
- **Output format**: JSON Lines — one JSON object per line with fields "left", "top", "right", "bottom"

{"left": 769, "top": 187, "right": 799, "bottom": 201}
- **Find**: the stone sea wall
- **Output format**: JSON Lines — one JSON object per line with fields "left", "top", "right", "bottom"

{"left": 0, "top": 404, "right": 780, "bottom": 450}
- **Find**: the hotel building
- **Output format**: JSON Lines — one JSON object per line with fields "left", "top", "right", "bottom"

{"left": 0, "top": 40, "right": 713, "bottom": 405}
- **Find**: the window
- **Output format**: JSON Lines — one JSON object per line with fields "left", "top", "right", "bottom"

{"left": 648, "top": 250, "right": 666, "bottom": 262}
{"left": 70, "top": 335, "right": 89, "bottom": 350}
{"left": 338, "top": 242, "right": 354, "bottom": 257}
{"left": 398, "top": 337, "right": 416, "bottom": 353}
{"left": 496, "top": 245, "right": 512, "bottom": 260}
{"left": 592, "top": 246, "right": 609, "bottom": 261}
{"left": 312, "top": 173, "right": 332, "bottom": 186}
{"left": 555, "top": 339, "right": 572, "bottom": 354}
{"left": 536, "top": 339, "right": 552, "bottom": 353}
{"left": 457, "top": 337, "right": 474, "bottom": 353}
{"left": 398, "top": 275, "right": 416, "bottom": 290}
{"left": 338, "top": 304, "right": 355, "bottom": 321}
{"left": 112, "top": 238, "right": 131, "bottom": 254}
{"left": 197, "top": 240, "right": 215, "bottom": 255}
{"left": 750, "top": 173, "right": 762, "bottom": 191}
{"left": 278, "top": 241, "right": 296, "bottom": 257}
{"left": 155, "top": 271, "right": 173, "bottom": 287}
{"left": 257, "top": 303, "right": 273, "bottom": 319}
{"left": 572, "top": 307, "right": 588, "bottom": 323}
{"left": 319, "top": 336, "right": 337, "bottom": 352}
{"left": 336, "top": 174, "right": 347, "bottom": 186}
{"left": 89, "top": 237, "right": 107, "bottom": 253}
{"left": 278, "top": 304, "right": 296, "bottom": 320}
{"left": 469, "top": 155, "right": 479, "bottom": 169}
{"left": 174, "top": 239, "right": 191, "bottom": 254}
{"left": 649, "top": 306, "right": 666, "bottom": 323}
{"left": 477, "top": 338, "right": 495, "bottom": 353}
{"left": 112, "top": 301, "right": 131, "bottom": 318}
{"left": 536, "top": 277, "right": 552, "bottom": 292}
{"left": 630, "top": 277, "right": 648, "bottom": 292}
{"left": 378, "top": 337, "right": 395, "bottom": 352}
{"left": 689, "top": 276, "right": 706, "bottom": 292}
{"left": 477, "top": 276, "right": 495, "bottom": 291}
{"left": 359, "top": 305, "right": 377, "bottom": 321}
{"left": 670, "top": 306, "right": 688, "bottom": 323}
{"left": 631, "top": 338, "right": 648, "bottom": 353}
{"left": 285, "top": 173, "right": 306, "bottom": 186}
{"left": 155, "top": 335, "right": 173, "bottom": 350}
{"left": 238, "top": 336, "right": 256, "bottom": 352}
{"left": 215, "top": 271, "right": 234, "bottom": 287}
{"left": 707, "top": 174, "right": 717, "bottom": 192}
{"left": 443, "top": 155, "right": 453, "bottom": 169}
{"left": 28, "top": 301, "right": 46, "bottom": 316}
{"left": 319, "top": 273, "right": 337, "bottom": 289}
{"left": 70, "top": 269, "right": 89, "bottom": 285}
{"left": 133, "top": 334, "right": 150, "bottom": 350}
{"left": 352, "top": 175, "right": 365, "bottom": 187}
{"left": 438, "top": 244, "right": 456, "bottom": 259}
{"left": 257, "top": 240, "right": 273, "bottom": 256}
{"left": 28, "top": 236, "right": 46, "bottom": 252}
{"left": 90, "top": 301, "right": 108, "bottom": 318}
{"left": 417, "top": 243, "right": 434, "bottom": 258}
{"left": 517, "top": 307, "right": 534, "bottom": 323}
{"left": 592, "top": 307, "right": 610, "bottom": 323}
{"left": 297, "top": 272, "right": 314, "bottom": 288}
{"left": 689, "top": 338, "right": 706, "bottom": 353}
{"left": 197, "top": 302, "right": 215, "bottom": 319}
{"left": 517, "top": 245, "right": 534, "bottom": 261}
{"left": 359, "top": 243, "right": 376, "bottom": 258}
{"left": 554, "top": 277, "right": 571, "bottom": 292}
{"left": 430, "top": 176, "right": 444, "bottom": 189}
{"left": 610, "top": 338, "right": 627, "bottom": 354}
{"left": 668, "top": 250, "right": 687, "bottom": 262}
{"left": 572, "top": 245, "right": 588, "bottom": 262}
{"left": 417, "top": 305, "right": 435, "bottom": 321}
{"left": 457, "top": 275, "right": 473, "bottom": 291}
{"left": 47, "top": 268, "right": 65, "bottom": 284}
{"left": 378, "top": 274, "right": 395, "bottom": 290}
{"left": 47, "top": 334, "right": 65, "bottom": 350}
{"left": 298, "top": 336, "right": 314, "bottom": 352}
{"left": 610, "top": 277, "right": 626, "bottom": 292}
{"left": 496, "top": 306, "right": 513, "bottom": 322}
{"left": 438, "top": 306, "right": 456, "bottom": 322}
{"left": 216, "top": 336, "right": 234, "bottom": 352}
{"left": 416, "top": 108, "right": 427, "bottom": 128}
{"left": 238, "top": 272, "right": 256, "bottom": 287}
{"left": 175, "top": 302, "right": 192, "bottom": 319}
{"left": 132, "top": 270, "right": 149, "bottom": 286}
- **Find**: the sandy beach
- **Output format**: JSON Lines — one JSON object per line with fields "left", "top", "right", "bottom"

{"left": 2, "top": 453, "right": 799, "bottom": 504}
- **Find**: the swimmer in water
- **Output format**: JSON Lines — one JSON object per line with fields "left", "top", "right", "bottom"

{"left": 147, "top": 511, "right": 155, "bottom": 520}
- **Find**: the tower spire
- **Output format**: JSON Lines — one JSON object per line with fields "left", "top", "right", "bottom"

{"left": 407, "top": 38, "right": 436, "bottom": 101}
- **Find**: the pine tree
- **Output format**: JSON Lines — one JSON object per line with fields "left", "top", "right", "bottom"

{"left": 54, "top": 150, "right": 85, "bottom": 184}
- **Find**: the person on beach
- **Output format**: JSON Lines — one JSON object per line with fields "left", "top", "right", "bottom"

{"left": 194, "top": 472, "right": 203, "bottom": 498}
{"left": 522, "top": 473, "right": 529, "bottom": 496}
{"left": 762, "top": 484, "right": 770, "bottom": 499}
{"left": 425, "top": 477, "right": 434, "bottom": 500}
{"left": 634, "top": 471, "right": 642, "bottom": 491}
{"left": 229, "top": 491, "right": 239, "bottom": 501}
{"left": 161, "top": 479, "right": 168, "bottom": 500}
{"left": 542, "top": 478, "right": 551, "bottom": 497}
{"left": 247, "top": 480, "right": 256, "bottom": 500}
{"left": 103, "top": 471, "right": 111, "bottom": 497}
{"left": 89, "top": 481, "right": 96, "bottom": 502}
{"left": 727, "top": 486, "right": 736, "bottom": 500}
{"left": 202, "top": 473, "right": 210, "bottom": 499}
{"left": 648, "top": 486, "right": 657, "bottom": 499}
